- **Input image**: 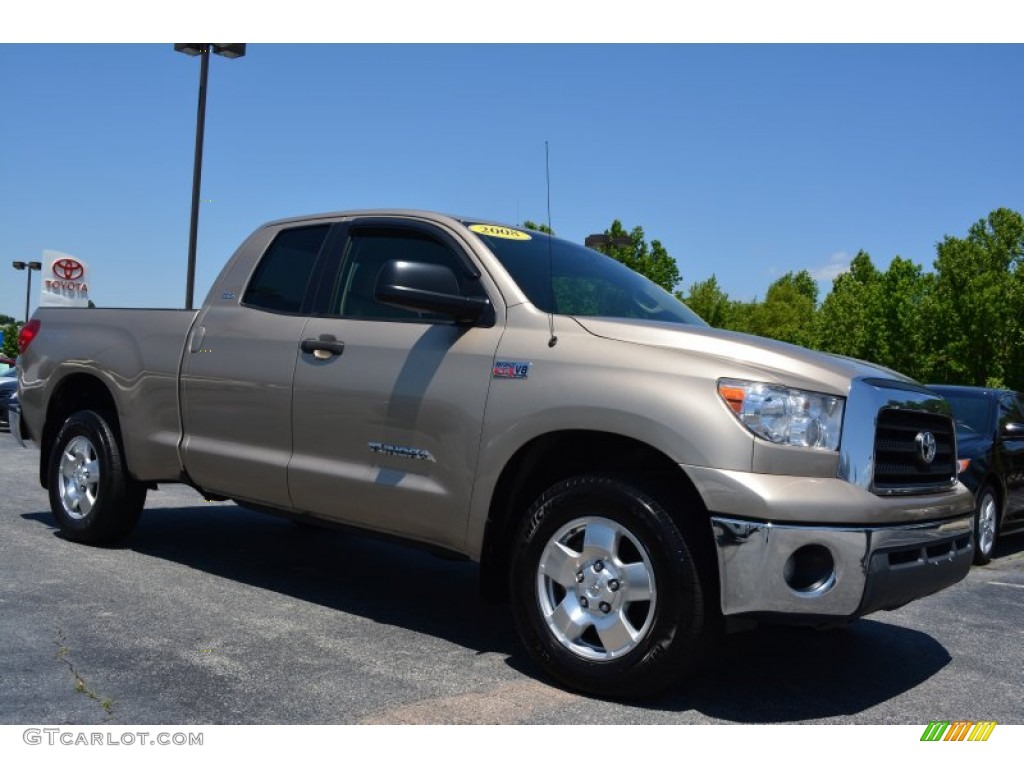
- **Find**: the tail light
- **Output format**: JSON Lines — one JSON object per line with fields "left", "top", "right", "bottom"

{"left": 18, "top": 319, "right": 40, "bottom": 354}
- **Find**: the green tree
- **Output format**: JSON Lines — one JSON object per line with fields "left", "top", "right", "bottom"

{"left": 744, "top": 270, "right": 818, "bottom": 347}
{"left": 876, "top": 256, "right": 930, "bottom": 378}
{"left": 926, "top": 208, "right": 1024, "bottom": 387}
{"left": 811, "top": 250, "right": 931, "bottom": 377}
{"left": 814, "top": 251, "right": 881, "bottom": 361}
{"left": 522, "top": 220, "right": 554, "bottom": 235}
{"left": 591, "top": 220, "right": 681, "bottom": 293}
{"left": 2, "top": 323, "right": 20, "bottom": 359}
{"left": 682, "top": 275, "right": 730, "bottom": 327}
{"left": 723, "top": 298, "right": 759, "bottom": 335}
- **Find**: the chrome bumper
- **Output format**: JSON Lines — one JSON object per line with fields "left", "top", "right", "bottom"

{"left": 711, "top": 514, "right": 973, "bottom": 621}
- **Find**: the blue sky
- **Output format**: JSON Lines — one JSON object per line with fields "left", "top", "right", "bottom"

{"left": 2, "top": 42, "right": 1023, "bottom": 321}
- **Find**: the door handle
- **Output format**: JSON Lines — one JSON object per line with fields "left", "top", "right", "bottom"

{"left": 188, "top": 325, "right": 206, "bottom": 353}
{"left": 300, "top": 336, "right": 345, "bottom": 359}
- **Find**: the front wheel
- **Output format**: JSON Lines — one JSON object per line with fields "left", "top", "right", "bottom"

{"left": 973, "top": 485, "right": 999, "bottom": 565}
{"left": 510, "top": 475, "right": 710, "bottom": 698}
{"left": 48, "top": 410, "right": 146, "bottom": 545}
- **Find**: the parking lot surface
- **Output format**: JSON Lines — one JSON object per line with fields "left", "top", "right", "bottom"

{"left": 1, "top": 432, "right": 1021, "bottom": 725}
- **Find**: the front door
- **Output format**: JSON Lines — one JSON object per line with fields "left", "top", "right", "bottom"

{"left": 288, "top": 220, "right": 503, "bottom": 551}
{"left": 999, "top": 393, "right": 1024, "bottom": 521}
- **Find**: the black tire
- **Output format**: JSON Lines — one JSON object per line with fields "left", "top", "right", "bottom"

{"left": 510, "top": 475, "right": 709, "bottom": 699}
{"left": 47, "top": 410, "right": 146, "bottom": 545}
{"left": 973, "top": 485, "right": 999, "bottom": 566}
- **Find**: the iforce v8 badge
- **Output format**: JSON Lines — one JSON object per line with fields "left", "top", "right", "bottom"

{"left": 492, "top": 360, "right": 531, "bottom": 379}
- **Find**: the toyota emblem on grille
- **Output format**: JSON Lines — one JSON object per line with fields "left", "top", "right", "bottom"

{"left": 915, "top": 431, "right": 937, "bottom": 464}
{"left": 53, "top": 258, "right": 84, "bottom": 280}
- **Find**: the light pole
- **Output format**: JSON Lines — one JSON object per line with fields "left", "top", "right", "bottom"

{"left": 174, "top": 43, "right": 246, "bottom": 310}
{"left": 11, "top": 260, "right": 42, "bottom": 323}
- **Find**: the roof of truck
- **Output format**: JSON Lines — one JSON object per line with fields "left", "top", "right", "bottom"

{"left": 260, "top": 209, "right": 521, "bottom": 230}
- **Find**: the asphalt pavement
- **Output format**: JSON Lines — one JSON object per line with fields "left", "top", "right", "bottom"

{"left": 1, "top": 430, "right": 1021, "bottom": 725}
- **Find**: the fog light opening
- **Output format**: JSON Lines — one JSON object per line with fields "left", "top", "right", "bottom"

{"left": 784, "top": 545, "right": 836, "bottom": 595}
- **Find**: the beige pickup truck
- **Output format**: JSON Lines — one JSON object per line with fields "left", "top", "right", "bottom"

{"left": 14, "top": 210, "right": 974, "bottom": 697}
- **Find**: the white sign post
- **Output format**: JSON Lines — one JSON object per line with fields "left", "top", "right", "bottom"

{"left": 39, "top": 250, "right": 91, "bottom": 307}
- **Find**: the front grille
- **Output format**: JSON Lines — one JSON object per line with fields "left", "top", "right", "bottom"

{"left": 873, "top": 408, "right": 956, "bottom": 493}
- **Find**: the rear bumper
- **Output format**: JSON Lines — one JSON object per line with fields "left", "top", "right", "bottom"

{"left": 8, "top": 401, "right": 26, "bottom": 447}
{"left": 710, "top": 514, "right": 973, "bottom": 622}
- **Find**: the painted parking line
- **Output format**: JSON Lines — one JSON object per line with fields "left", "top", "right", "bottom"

{"left": 986, "top": 581, "right": 1024, "bottom": 589}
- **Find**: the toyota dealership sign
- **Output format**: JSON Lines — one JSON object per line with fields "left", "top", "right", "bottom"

{"left": 39, "top": 250, "right": 90, "bottom": 307}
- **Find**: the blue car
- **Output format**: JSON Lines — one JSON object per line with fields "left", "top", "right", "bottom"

{"left": 929, "top": 384, "right": 1024, "bottom": 564}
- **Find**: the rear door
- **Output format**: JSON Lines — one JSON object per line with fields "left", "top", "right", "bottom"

{"left": 180, "top": 224, "right": 334, "bottom": 508}
{"left": 288, "top": 218, "right": 503, "bottom": 550}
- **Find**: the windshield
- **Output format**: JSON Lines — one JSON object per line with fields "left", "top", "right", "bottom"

{"left": 934, "top": 391, "right": 993, "bottom": 436}
{"left": 467, "top": 223, "right": 706, "bottom": 326}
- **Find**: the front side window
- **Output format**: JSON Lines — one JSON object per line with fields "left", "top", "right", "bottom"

{"left": 242, "top": 225, "right": 329, "bottom": 313}
{"left": 333, "top": 229, "right": 485, "bottom": 322}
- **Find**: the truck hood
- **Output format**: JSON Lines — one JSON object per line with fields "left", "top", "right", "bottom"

{"left": 572, "top": 316, "right": 915, "bottom": 395}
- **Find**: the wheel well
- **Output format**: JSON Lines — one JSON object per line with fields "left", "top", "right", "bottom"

{"left": 479, "top": 430, "right": 716, "bottom": 604}
{"left": 40, "top": 374, "right": 121, "bottom": 489}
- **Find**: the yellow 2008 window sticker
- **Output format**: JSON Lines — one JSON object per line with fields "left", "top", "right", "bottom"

{"left": 469, "top": 224, "right": 532, "bottom": 241}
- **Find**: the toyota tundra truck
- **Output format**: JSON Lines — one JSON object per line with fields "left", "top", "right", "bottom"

{"left": 12, "top": 210, "right": 975, "bottom": 697}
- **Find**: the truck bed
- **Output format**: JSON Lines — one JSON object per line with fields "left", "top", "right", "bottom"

{"left": 19, "top": 307, "right": 199, "bottom": 482}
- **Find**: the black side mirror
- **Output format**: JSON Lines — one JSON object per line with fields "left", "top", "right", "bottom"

{"left": 1002, "top": 422, "right": 1024, "bottom": 438}
{"left": 375, "top": 260, "right": 490, "bottom": 323}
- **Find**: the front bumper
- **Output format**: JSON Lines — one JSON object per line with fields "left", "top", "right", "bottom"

{"left": 710, "top": 514, "right": 973, "bottom": 622}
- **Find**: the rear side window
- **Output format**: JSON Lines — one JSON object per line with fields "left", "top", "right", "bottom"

{"left": 242, "top": 225, "right": 329, "bottom": 313}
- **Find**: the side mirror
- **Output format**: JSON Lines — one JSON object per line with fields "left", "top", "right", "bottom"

{"left": 1002, "top": 422, "right": 1024, "bottom": 438}
{"left": 375, "top": 260, "right": 490, "bottom": 323}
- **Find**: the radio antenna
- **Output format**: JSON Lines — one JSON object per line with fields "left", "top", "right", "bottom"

{"left": 545, "top": 140, "right": 557, "bottom": 347}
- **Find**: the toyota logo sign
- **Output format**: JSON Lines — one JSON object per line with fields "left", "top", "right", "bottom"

{"left": 40, "top": 250, "right": 91, "bottom": 308}
{"left": 53, "top": 258, "right": 84, "bottom": 281}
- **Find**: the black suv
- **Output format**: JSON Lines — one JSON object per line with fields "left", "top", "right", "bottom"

{"left": 929, "top": 385, "right": 1024, "bottom": 564}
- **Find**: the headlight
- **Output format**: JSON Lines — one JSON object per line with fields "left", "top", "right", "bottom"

{"left": 718, "top": 379, "right": 845, "bottom": 451}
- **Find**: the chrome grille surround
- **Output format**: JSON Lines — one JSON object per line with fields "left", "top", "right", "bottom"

{"left": 839, "top": 377, "right": 958, "bottom": 496}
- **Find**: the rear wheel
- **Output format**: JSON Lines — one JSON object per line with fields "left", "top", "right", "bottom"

{"left": 48, "top": 410, "right": 146, "bottom": 545}
{"left": 510, "top": 475, "right": 709, "bottom": 698}
{"left": 973, "top": 485, "right": 999, "bottom": 565}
